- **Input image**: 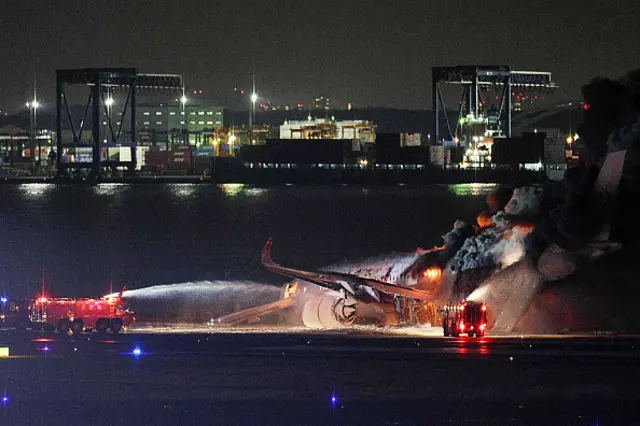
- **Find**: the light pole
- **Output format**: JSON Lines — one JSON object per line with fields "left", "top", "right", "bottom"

{"left": 180, "top": 94, "right": 188, "bottom": 146}
{"left": 105, "top": 97, "right": 114, "bottom": 143}
{"left": 250, "top": 92, "right": 258, "bottom": 145}
{"left": 26, "top": 100, "right": 40, "bottom": 169}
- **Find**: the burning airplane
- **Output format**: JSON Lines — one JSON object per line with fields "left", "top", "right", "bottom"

{"left": 246, "top": 69, "right": 640, "bottom": 334}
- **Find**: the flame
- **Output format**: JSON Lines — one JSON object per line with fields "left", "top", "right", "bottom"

{"left": 423, "top": 267, "right": 442, "bottom": 279}
{"left": 283, "top": 281, "right": 299, "bottom": 299}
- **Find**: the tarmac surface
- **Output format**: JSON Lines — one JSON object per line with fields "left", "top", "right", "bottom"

{"left": 1, "top": 327, "right": 639, "bottom": 425}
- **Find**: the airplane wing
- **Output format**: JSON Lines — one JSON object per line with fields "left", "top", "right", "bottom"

{"left": 261, "top": 239, "right": 435, "bottom": 302}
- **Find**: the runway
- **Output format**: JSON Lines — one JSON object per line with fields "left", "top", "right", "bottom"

{"left": 1, "top": 328, "right": 639, "bottom": 425}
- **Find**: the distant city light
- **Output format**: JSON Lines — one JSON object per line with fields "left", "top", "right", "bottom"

{"left": 250, "top": 93, "right": 258, "bottom": 103}
{"left": 180, "top": 95, "right": 188, "bottom": 104}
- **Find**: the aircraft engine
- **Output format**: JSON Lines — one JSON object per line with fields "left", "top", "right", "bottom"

{"left": 301, "top": 294, "right": 356, "bottom": 329}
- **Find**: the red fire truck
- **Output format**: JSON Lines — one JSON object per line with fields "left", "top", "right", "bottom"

{"left": 442, "top": 300, "right": 488, "bottom": 337}
{"left": 29, "top": 288, "right": 134, "bottom": 334}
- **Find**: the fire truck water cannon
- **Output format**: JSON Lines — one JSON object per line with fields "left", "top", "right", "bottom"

{"left": 29, "top": 288, "right": 135, "bottom": 334}
{"left": 442, "top": 300, "right": 488, "bottom": 338}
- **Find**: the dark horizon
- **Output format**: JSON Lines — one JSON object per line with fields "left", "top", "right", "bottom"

{"left": 1, "top": 0, "right": 638, "bottom": 113}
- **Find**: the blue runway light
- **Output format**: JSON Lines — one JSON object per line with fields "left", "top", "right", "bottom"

{"left": 43, "top": 346, "right": 49, "bottom": 352}
{"left": 0, "top": 297, "right": 7, "bottom": 303}
{"left": 133, "top": 347, "right": 142, "bottom": 356}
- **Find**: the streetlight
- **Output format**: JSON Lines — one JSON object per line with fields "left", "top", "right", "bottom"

{"left": 249, "top": 92, "right": 258, "bottom": 148}
{"left": 26, "top": 100, "right": 40, "bottom": 169}
{"left": 249, "top": 92, "right": 258, "bottom": 127}
{"left": 179, "top": 94, "right": 188, "bottom": 145}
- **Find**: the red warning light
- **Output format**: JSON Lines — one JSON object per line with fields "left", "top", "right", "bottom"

{"left": 193, "top": 90, "right": 197, "bottom": 94}
{"left": 199, "top": 90, "right": 203, "bottom": 94}
{"left": 583, "top": 103, "right": 590, "bottom": 110}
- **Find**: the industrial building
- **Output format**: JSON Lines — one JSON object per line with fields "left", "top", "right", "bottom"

{"left": 101, "top": 104, "right": 225, "bottom": 147}
{"left": 279, "top": 119, "right": 375, "bottom": 143}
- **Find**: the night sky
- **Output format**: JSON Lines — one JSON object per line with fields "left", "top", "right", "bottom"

{"left": 1, "top": 0, "right": 638, "bottom": 113}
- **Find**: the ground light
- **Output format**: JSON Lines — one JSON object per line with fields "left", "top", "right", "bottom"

{"left": 133, "top": 347, "right": 142, "bottom": 357}
{"left": 0, "top": 347, "right": 9, "bottom": 357}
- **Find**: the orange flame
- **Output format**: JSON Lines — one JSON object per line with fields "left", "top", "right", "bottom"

{"left": 283, "top": 281, "right": 299, "bottom": 299}
{"left": 423, "top": 267, "right": 442, "bottom": 279}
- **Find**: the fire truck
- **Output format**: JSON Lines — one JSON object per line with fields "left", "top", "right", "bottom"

{"left": 29, "top": 288, "right": 134, "bottom": 334}
{"left": 442, "top": 300, "right": 488, "bottom": 337}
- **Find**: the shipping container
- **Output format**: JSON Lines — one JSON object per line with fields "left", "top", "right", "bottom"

{"left": 429, "top": 145, "right": 450, "bottom": 167}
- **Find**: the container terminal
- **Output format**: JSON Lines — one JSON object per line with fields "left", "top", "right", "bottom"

{"left": 0, "top": 66, "right": 578, "bottom": 184}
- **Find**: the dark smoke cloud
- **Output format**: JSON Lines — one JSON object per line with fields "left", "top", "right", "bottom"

{"left": 526, "top": 69, "right": 640, "bottom": 262}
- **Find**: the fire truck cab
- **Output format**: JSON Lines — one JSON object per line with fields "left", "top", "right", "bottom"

{"left": 442, "top": 300, "right": 488, "bottom": 337}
